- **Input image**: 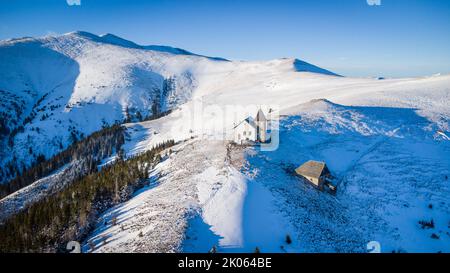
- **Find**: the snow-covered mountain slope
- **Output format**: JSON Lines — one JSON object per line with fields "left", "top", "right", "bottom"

{"left": 0, "top": 31, "right": 221, "bottom": 182}
{"left": 82, "top": 140, "right": 235, "bottom": 253}
{"left": 0, "top": 31, "right": 353, "bottom": 183}
{"left": 0, "top": 160, "right": 87, "bottom": 223}
{"left": 245, "top": 100, "right": 450, "bottom": 252}
{"left": 83, "top": 136, "right": 302, "bottom": 253}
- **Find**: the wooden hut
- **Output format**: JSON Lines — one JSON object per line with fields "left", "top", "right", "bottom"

{"left": 295, "top": 160, "right": 333, "bottom": 190}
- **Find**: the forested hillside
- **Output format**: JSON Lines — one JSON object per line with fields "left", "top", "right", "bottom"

{"left": 0, "top": 124, "right": 125, "bottom": 199}
{"left": 0, "top": 140, "right": 175, "bottom": 253}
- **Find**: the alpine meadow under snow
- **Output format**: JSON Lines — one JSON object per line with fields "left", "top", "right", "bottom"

{"left": 0, "top": 31, "right": 449, "bottom": 253}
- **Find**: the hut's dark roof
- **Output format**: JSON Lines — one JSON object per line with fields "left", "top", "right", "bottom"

{"left": 295, "top": 160, "right": 327, "bottom": 179}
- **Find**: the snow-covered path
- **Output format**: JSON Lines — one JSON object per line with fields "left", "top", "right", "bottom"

{"left": 238, "top": 181, "right": 301, "bottom": 253}
{"left": 183, "top": 180, "right": 302, "bottom": 253}
{"left": 183, "top": 145, "right": 301, "bottom": 253}
{"left": 184, "top": 173, "right": 301, "bottom": 253}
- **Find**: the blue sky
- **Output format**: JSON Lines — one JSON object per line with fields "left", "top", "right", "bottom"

{"left": 0, "top": 0, "right": 449, "bottom": 77}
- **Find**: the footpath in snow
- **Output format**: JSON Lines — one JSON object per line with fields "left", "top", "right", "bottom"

{"left": 183, "top": 145, "right": 301, "bottom": 253}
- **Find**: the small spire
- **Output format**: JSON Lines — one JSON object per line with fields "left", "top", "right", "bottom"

{"left": 256, "top": 108, "right": 267, "bottom": 122}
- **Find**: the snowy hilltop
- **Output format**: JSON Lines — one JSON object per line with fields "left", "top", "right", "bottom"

{"left": 0, "top": 32, "right": 449, "bottom": 253}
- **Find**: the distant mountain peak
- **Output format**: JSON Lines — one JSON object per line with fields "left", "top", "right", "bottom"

{"left": 64, "top": 31, "right": 228, "bottom": 61}
{"left": 66, "top": 30, "right": 100, "bottom": 40}
{"left": 99, "top": 33, "right": 141, "bottom": 48}
{"left": 293, "top": 59, "right": 340, "bottom": 76}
